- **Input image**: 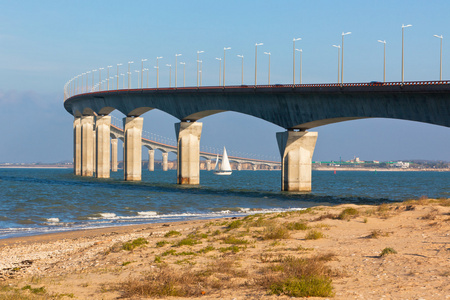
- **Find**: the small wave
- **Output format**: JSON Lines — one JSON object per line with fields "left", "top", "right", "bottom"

{"left": 137, "top": 211, "right": 158, "bottom": 216}
{"left": 46, "top": 218, "right": 60, "bottom": 223}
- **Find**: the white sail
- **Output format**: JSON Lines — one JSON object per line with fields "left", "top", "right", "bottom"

{"left": 213, "top": 154, "right": 219, "bottom": 170}
{"left": 220, "top": 147, "right": 232, "bottom": 171}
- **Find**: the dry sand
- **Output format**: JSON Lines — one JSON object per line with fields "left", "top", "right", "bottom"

{"left": 0, "top": 199, "right": 449, "bottom": 299}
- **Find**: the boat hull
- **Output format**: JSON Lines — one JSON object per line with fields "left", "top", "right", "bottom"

{"left": 214, "top": 171, "right": 232, "bottom": 176}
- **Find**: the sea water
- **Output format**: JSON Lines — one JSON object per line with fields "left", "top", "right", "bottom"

{"left": 0, "top": 168, "right": 448, "bottom": 239}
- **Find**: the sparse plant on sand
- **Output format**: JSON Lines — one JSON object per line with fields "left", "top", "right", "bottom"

{"left": 305, "top": 230, "right": 324, "bottom": 240}
{"left": 122, "top": 238, "right": 148, "bottom": 251}
{"left": 379, "top": 247, "right": 397, "bottom": 257}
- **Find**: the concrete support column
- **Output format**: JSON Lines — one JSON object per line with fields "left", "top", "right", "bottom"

{"left": 237, "top": 163, "right": 242, "bottom": 171}
{"left": 175, "top": 121, "right": 203, "bottom": 185}
{"left": 123, "top": 117, "right": 144, "bottom": 181}
{"left": 277, "top": 130, "right": 318, "bottom": 192}
{"left": 81, "top": 116, "right": 94, "bottom": 177}
{"left": 206, "top": 159, "right": 211, "bottom": 171}
{"left": 92, "top": 130, "right": 96, "bottom": 175}
{"left": 73, "top": 117, "right": 82, "bottom": 176}
{"left": 95, "top": 116, "right": 111, "bottom": 178}
{"left": 111, "top": 138, "right": 118, "bottom": 172}
{"left": 148, "top": 149, "right": 154, "bottom": 171}
{"left": 162, "top": 152, "right": 168, "bottom": 171}
{"left": 252, "top": 165, "right": 257, "bottom": 171}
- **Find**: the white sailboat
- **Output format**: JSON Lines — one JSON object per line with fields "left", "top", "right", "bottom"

{"left": 214, "top": 147, "right": 232, "bottom": 175}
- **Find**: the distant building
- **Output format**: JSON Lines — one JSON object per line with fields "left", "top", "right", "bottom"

{"left": 393, "top": 161, "right": 410, "bottom": 168}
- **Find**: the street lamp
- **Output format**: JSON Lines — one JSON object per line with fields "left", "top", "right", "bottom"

{"left": 264, "top": 52, "right": 271, "bottom": 85}
{"left": 135, "top": 70, "right": 140, "bottom": 88}
{"left": 85, "top": 71, "right": 90, "bottom": 92}
{"left": 110, "top": 77, "right": 114, "bottom": 90}
{"left": 166, "top": 64, "right": 172, "bottom": 87}
{"left": 106, "top": 66, "right": 112, "bottom": 90}
{"left": 175, "top": 54, "right": 182, "bottom": 88}
{"left": 180, "top": 62, "right": 186, "bottom": 87}
{"left": 197, "top": 60, "right": 203, "bottom": 86}
{"left": 402, "top": 24, "right": 412, "bottom": 83}
{"left": 215, "top": 58, "right": 222, "bottom": 85}
{"left": 116, "top": 63, "right": 122, "bottom": 89}
{"left": 434, "top": 34, "right": 443, "bottom": 81}
{"left": 293, "top": 37, "right": 301, "bottom": 84}
{"left": 332, "top": 45, "right": 340, "bottom": 83}
{"left": 81, "top": 73, "right": 85, "bottom": 93}
{"left": 127, "top": 61, "right": 134, "bottom": 89}
{"left": 120, "top": 73, "right": 125, "bottom": 89}
{"left": 141, "top": 59, "right": 147, "bottom": 88}
{"left": 223, "top": 47, "right": 231, "bottom": 86}
{"left": 255, "top": 42, "right": 263, "bottom": 86}
{"left": 296, "top": 49, "right": 303, "bottom": 84}
{"left": 156, "top": 56, "right": 163, "bottom": 88}
{"left": 237, "top": 55, "right": 244, "bottom": 85}
{"left": 91, "top": 69, "right": 97, "bottom": 92}
{"left": 99, "top": 67, "right": 104, "bottom": 91}
{"left": 197, "top": 50, "right": 204, "bottom": 87}
{"left": 144, "top": 68, "right": 149, "bottom": 88}
{"left": 341, "top": 32, "right": 351, "bottom": 85}
{"left": 377, "top": 40, "right": 386, "bottom": 82}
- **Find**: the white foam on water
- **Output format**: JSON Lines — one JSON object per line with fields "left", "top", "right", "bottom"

{"left": 137, "top": 211, "right": 158, "bottom": 216}
{"left": 46, "top": 218, "right": 60, "bottom": 223}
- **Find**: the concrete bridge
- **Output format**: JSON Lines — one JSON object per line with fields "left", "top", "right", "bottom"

{"left": 108, "top": 124, "right": 280, "bottom": 172}
{"left": 65, "top": 81, "right": 450, "bottom": 191}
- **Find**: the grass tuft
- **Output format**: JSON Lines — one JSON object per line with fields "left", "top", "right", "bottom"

{"left": 305, "top": 230, "right": 324, "bottom": 240}
{"left": 285, "top": 222, "right": 308, "bottom": 231}
{"left": 263, "top": 225, "right": 291, "bottom": 240}
{"left": 164, "top": 230, "right": 182, "bottom": 238}
{"left": 337, "top": 207, "right": 359, "bottom": 220}
{"left": 379, "top": 247, "right": 397, "bottom": 257}
{"left": 122, "top": 238, "right": 148, "bottom": 251}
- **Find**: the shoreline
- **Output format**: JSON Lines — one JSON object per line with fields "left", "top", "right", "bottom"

{"left": 1, "top": 199, "right": 449, "bottom": 299}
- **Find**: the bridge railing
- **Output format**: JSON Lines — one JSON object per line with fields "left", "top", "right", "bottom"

{"left": 64, "top": 78, "right": 450, "bottom": 101}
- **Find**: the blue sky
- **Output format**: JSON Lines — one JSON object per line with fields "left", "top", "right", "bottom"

{"left": 0, "top": 0, "right": 449, "bottom": 163}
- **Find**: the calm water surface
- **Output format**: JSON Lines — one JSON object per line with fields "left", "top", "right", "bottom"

{"left": 0, "top": 168, "right": 448, "bottom": 239}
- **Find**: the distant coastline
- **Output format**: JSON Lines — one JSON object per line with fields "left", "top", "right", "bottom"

{"left": 313, "top": 166, "right": 450, "bottom": 172}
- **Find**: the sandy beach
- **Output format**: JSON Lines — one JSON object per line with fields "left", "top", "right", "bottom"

{"left": 0, "top": 198, "right": 449, "bottom": 299}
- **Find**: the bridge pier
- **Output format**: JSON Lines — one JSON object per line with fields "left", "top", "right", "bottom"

{"left": 162, "top": 153, "right": 168, "bottom": 171}
{"left": 95, "top": 116, "right": 111, "bottom": 178}
{"left": 81, "top": 116, "right": 94, "bottom": 177}
{"left": 252, "top": 165, "right": 257, "bottom": 171}
{"left": 148, "top": 149, "right": 154, "bottom": 171}
{"left": 73, "top": 117, "right": 81, "bottom": 175}
{"left": 175, "top": 121, "right": 203, "bottom": 184}
{"left": 206, "top": 159, "right": 211, "bottom": 171}
{"left": 93, "top": 130, "right": 96, "bottom": 175}
{"left": 111, "top": 138, "right": 118, "bottom": 172}
{"left": 123, "top": 117, "right": 143, "bottom": 181}
{"left": 277, "top": 130, "right": 318, "bottom": 192}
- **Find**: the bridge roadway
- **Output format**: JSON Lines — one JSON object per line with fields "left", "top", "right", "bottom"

{"left": 66, "top": 81, "right": 450, "bottom": 191}
{"left": 109, "top": 124, "right": 281, "bottom": 171}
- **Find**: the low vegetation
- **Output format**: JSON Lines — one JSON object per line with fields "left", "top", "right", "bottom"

{"left": 379, "top": 247, "right": 397, "bottom": 257}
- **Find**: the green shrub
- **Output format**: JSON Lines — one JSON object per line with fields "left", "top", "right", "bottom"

{"left": 285, "top": 222, "right": 308, "bottom": 231}
{"left": 198, "top": 245, "right": 215, "bottom": 254}
{"left": 222, "top": 236, "right": 249, "bottom": 245}
{"left": 269, "top": 275, "right": 333, "bottom": 297}
{"left": 337, "top": 208, "right": 359, "bottom": 220}
{"left": 164, "top": 230, "right": 182, "bottom": 238}
{"left": 156, "top": 240, "right": 170, "bottom": 247}
{"left": 227, "top": 220, "right": 243, "bottom": 230}
{"left": 122, "top": 238, "right": 148, "bottom": 251}
{"left": 176, "top": 237, "right": 202, "bottom": 247}
{"left": 379, "top": 247, "right": 397, "bottom": 257}
{"left": 263, "top": 226, "right": 291, "bottom": 240}
{"left": 305, "top": 230, "right": 324, "bottom": 240}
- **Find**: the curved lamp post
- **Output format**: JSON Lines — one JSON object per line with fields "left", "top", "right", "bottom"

{"left": 237, "top": 55, "right": 244, "bottom": 85}
{"left": 215, "top": 57, "right": 222, "bottom": 85}
{"left": 264, "top": 52, "right": 271, "bottom": 84}
{"left": 156, "top": 57, "right": 163, "bottom": 88}
{"left": 175, "top": 54, "right": 182, "bottom": 88}
{"left": 402, "top": 24, "right": 412, "bottom": 83}
{"left": 296, "top": 49, "right": 303, "bottom": 84}
{"left": 166, "top": 64, "right": 172, "bottom": 87}
{"left": 255, "top": 43, "right": 263, "bottom": 86}
{"left": 293, "top": 37, "right": 301, "bottom": 84}
{"left": 223, "top": 47, "right": 231, "bottom": 86}
{"left": 127, "top": 61, "right": 134, "bottom": 89}
{"left": 116, "top": 63, "right": 122, "bottom": 89}
{"left": 179, "top": 62, "right": 186, "bottom": 87}
{"left": 197, "top": 50, "right": 204, "bottom": 87}
{"left": 141, "top": 59, "right": 147, "bottom": 88}
{"left": 377, "top": 40, "right": 386, "bottom": 82}
{"left": 433, "top": 34, "right": 443, "bottom": 81}
{"left": 341, "top": 32, "right": 351, "bottom": 86}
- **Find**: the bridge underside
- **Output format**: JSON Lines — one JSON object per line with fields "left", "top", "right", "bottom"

{"left": 66, "top": 85, "right": 450, "bottom": 192}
